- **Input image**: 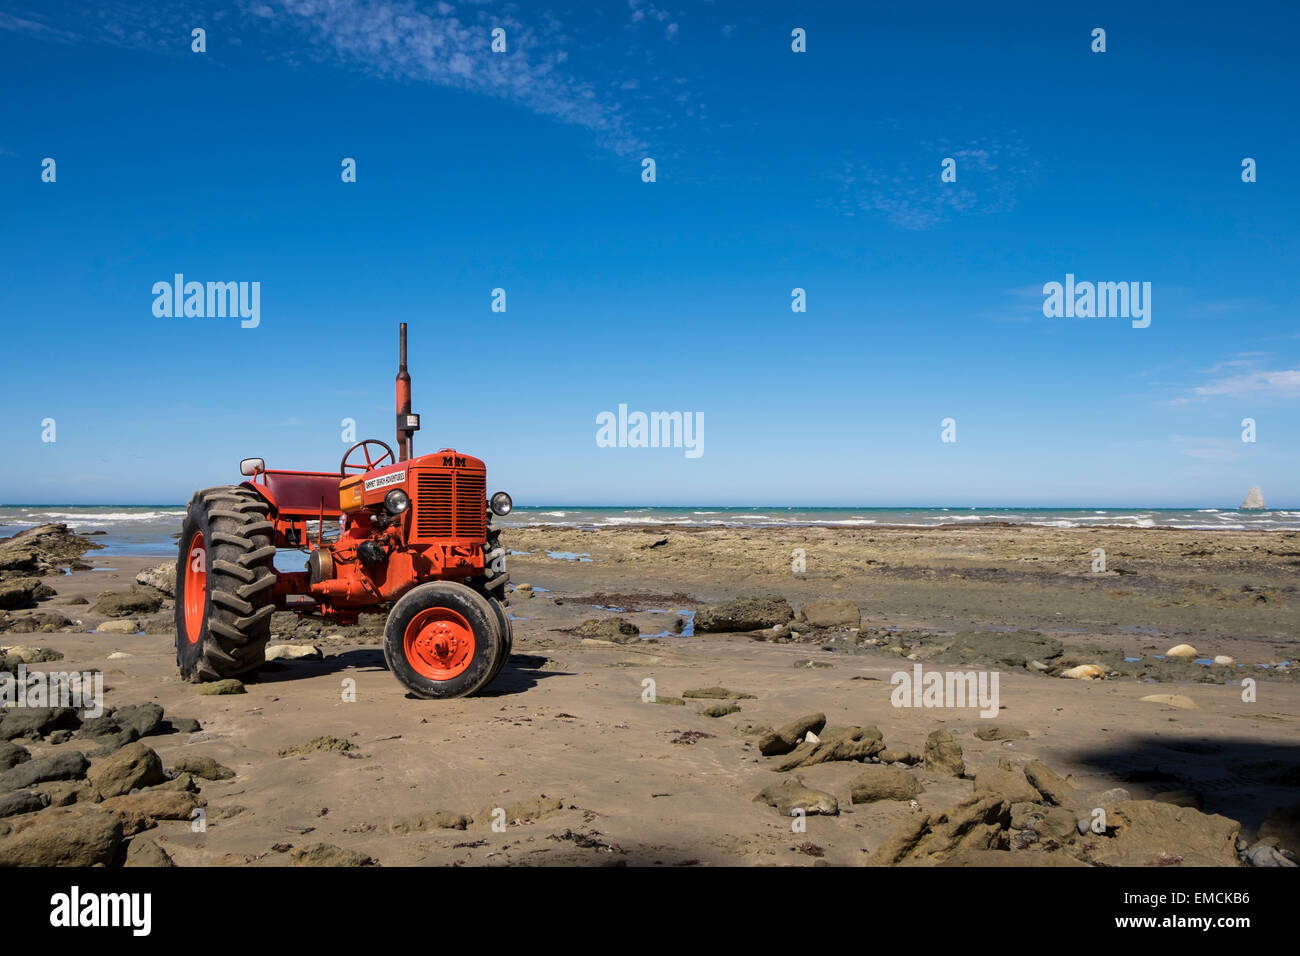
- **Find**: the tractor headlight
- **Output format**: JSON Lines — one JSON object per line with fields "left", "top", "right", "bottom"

{"left": 490, "top": 491, "right": 513, "bottom": 516}
{"left": 383, "top": 489, "right": 410, "bottom": 515}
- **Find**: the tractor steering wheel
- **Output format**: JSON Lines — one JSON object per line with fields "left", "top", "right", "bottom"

{"left": 340, "top": 439, "right": 397, "bottom": 475}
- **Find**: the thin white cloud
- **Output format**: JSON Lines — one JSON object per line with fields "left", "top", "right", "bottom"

{"left": 1192, "top": 367, "right": 1300, "bottom": 399}
{"left": 834, "top": 140, "right": 1034, "bottom": 230}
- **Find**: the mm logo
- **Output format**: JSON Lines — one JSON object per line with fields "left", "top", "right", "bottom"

{"left": 442, "top": 455, "right": 467, "bottom": 468}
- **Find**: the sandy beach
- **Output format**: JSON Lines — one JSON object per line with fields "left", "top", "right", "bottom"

{"left": 1, "top": 521, "right": 1297, "bottom": 867}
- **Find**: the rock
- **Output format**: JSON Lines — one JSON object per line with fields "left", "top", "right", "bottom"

{"left": 1246, "top": 842, "right": 1296, "bottom": 867}
{"left": 1023, "top": 762, "right": 1080, "bottom": 809}
{"left": 877, "top": 748, "right": 920, "bottom": 765}
{"left": 923, "top": 730, "right": 965, "bottom": 777}
{"left": 87, "top": 741, "right": 165, "bottom": 797}
{"left": 0, "top": 579, "right": 56, "bottom": 611}
{"left": 1140, "top": 694, "right": 1197, "bottom": 709}
{"left": 95, "top": 619, "right": 140, "bottom": 634}
{"left": 1213, "top": 655, "right": 1234, "bottom": 666}
{"left": 391, "top": 810, "right": 471, "bottom": 833}
{"left": 701, "top": 702, "right": 740, "bottom": 718}
{"left": 151, "top": 773, "right": 197, "bottom": 793}
{"left": 571, "top": 617, "right": 640, "bottom": 643}
{"left": 169, "top": 754, "right": 235, "bottom": 781}
{"left": 134, "top": 562, "right": 176, "bottom": 598}
{"left": 82, "top": 729, "right": 140, "bottom": 756}
{"left": 757, "top": 713, "right": 826, "bottom": 757}
{"left": 113, "top": 703, "right": 167, "bottom": 738}
{"left": 124, "top": 837, "right": 175, "bottom": 867}
{"left": 0, "top": 706, "right": 81, "bottom": 741}
{"left": 1258, "top": 800, "right": 1300, "bottom": 856}
{"left": 36, "top": 781, "right": 99, "bottom": 807}
{"left": 694, "top": 596, "right": 794, "bottom": 633}
{"left": 0, "top": 789, "right": 49, "bottom": 817}
{"left": 0, "top": 811, "right": 122, "bottom": 866}
{"left": 774, "top": 725, "right": 884, "bottom": 771}
{"left": 0, "top": 644, "right": 64, "bottom": 664}
{"left": 290, "top": 842, "right": 375, "bottom": 866}
{"left": 945, "top": 630, "right": 1063, "bottom": 669}
{"left": 278, "top": 735, "right": 354, "bottom": 757}
{"left": 797, "top": 599, "right": 861, "bottom": 629}
{"left": 0, "top": 751, "right": 89, "bottom": 792}
{"left": 265, "top": 644, "right": 322, "bottom": 661}
{"left": 196, "top": 679, "right": 245, "bottom": 695}
{"left": 753, "top": 778, "right": 839, "bottom": 816}
{"left": 681, "top": 687, "right": 755, "bottom": 700}
{"left": 91, "top": 588, "right": 163, "bottom": 618}
{"left": 0, "top": 524, "right": 100, "bottom": 575}
{"left": 974, "top": 725, "right": 1029, "bottom": 742}
{"left": 870, "top": 793, "right": 1011, "bottom": 865}
{"left": 1009, "top": 802, "right": 1079, "bottom": 843}
{"left": 100, "top": 790, "right": 205, "bottom": 821}
{"left": 1240, "top": 486, "right": 1265, "bottom": 510}
{"left": 974, "top": 766, "right": 1042, "bottom": 804}
{"left": 164, "top": 716, "right": 202, "bottom": 734}
{"left": 1085, "top": 787, "right": 1132, "bottom": 810}
{"left": 1060, "top": 664, "right": 1105, "bottom": 680}
{"left": 1164, "top": 644, "right": 1198, "bottom": 659}
{"left": 1090, "top": 800, "right": 1241, "bottom": 867}
{"left": 0, "top": 741, "right": 30, "bottom": 771}
{"left": 850, "top": 766, "right": 923, "bottom": 803}
{"left": 649, "top": 695, "right": 685, "bottom": 706}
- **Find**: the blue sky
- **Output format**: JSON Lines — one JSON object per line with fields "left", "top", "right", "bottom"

{"left": 1, "top": 0, "right": 1296, "bottom": 507}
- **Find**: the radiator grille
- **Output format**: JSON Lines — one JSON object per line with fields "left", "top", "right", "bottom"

{"left": 414, "top": 471, "right": 485, "bottom": 540}
{"left": 455, "top": 473, "right": 486, "bottom": 538}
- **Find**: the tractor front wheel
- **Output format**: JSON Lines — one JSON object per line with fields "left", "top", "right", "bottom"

{"left": 384, "top": 582, "right": 504, "bottom": 699}
{"left": 175, "top": 485, "right": 276, "bottom": 681}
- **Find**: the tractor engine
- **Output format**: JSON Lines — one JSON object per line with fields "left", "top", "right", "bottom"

{"left": 308, "top": 451, "right": 491, "bottom": 611}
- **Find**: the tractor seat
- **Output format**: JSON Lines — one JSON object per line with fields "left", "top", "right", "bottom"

{"left": 257, "top": 469, "right": 343, "bottom": 518}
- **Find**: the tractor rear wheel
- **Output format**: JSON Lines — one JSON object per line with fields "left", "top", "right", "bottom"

{"left": 384, "top": 582, "right": 503, "bottom": 699}
{"left": 175, "top": 485, "right": 276, "bottom": 681}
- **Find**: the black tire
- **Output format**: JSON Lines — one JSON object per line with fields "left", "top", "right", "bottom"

{"left": 175, "top": 485, "right": 276, "bottom": 681}
{"left": 484, "top": 595, "right": 513, "bottom": 683}
{"left": 478, "top": 523, "right": 513, "bottom": 684}
{"left": 383, "top": 582, "right": 502, "bottom": 699}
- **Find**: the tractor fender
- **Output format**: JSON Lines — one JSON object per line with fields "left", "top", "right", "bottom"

{"left": 239, "top": 480, "right": 279, "bottom": 514}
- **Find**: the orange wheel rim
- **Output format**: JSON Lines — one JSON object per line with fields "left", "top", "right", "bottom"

{"left": 183, "top": 531, "right": 207, "bottom": 644}
{"left": 404, "top": 607, "right": 475, "bottom": 680}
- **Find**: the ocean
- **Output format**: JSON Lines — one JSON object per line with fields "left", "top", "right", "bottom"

{"left": 0, "top": 504, "right": 1296, "bottom": 558}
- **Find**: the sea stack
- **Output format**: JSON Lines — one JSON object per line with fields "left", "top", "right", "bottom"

{"left": 1240, "top": 486, "right": 1266, "bottom": 510}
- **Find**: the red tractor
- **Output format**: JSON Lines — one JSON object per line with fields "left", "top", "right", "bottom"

{"left": 174, "top": 324, "right": 514, "bottom": 698}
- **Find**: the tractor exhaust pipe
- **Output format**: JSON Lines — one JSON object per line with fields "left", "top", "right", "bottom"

{"left": 395, "top": 323, "right": 419, "bottom": 461}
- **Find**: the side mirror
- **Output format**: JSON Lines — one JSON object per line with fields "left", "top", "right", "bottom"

{"left": 240, "top": 458, "right": 265, "bottom": 476}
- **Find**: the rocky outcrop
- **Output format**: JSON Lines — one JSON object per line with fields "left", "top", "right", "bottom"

{"left": 923, "top": 729, "right": 965, "bottom": 777}
{"left": 0, "top": 524, "right": 100, "bottom": 579}
{"left": 754, "top": 778, "right": 839, "bottom": 817}
{"left": 1240, "top": 486, "right": 1266, "bottom": 510}
{"left": 694, "top": 596, "right": 794, "bottom": 633}
{"left": 850, "top": 766, "right": 923, "bottom": 803}
{"left": 91, "top": 588, "right": 163, "bottom": 618}
{"left": 134, "top": 562, "right": 176, "bottom": 597}
{"left": 758, "top": 713, "right": 826, "bottom": 756}
{"left": 797, "top": 599, "right": 861, "bottom": 628}
{"left": 572, "top": 617, "right": 640, "bottom": 643}
{"left": 0, "top": 812, "right": 123, "bottom": 866}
